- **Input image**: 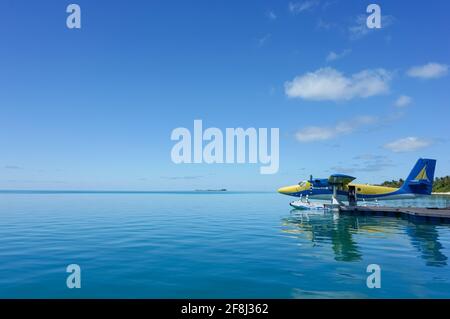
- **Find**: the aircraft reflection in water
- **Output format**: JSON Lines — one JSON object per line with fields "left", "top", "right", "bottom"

{"left": 282, "top": 211, "right": 448, "bottom": 266}
{"left": 407, "top": 225, "right": 448, "bottom": 267}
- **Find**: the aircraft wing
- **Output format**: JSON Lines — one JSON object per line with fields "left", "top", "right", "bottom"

{"left": 328, "top": 174, "right": 356, "bottom": 185}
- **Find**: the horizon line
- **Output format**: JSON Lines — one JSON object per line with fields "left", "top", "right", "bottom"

{"left": 0, "top": 189, "right": 274, "bottom": 194}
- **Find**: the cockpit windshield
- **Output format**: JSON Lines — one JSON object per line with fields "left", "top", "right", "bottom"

{"left": 298, "top": 181, "right": 307, "bottom": 187}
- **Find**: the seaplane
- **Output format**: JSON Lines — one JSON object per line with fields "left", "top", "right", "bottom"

{"left": 278, "top": 158, "right": 436, "bottom": 209}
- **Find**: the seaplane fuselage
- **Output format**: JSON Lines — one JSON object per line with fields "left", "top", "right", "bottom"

{"left": 278, "top": 158, "right": 436, "bottom": 202}
{"left": 278, "top": 181, "right": 419, "bottom": 201}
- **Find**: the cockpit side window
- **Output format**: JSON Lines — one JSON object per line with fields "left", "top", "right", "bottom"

{"left": 298, "top": 181, "right": 307, "bottom": 187}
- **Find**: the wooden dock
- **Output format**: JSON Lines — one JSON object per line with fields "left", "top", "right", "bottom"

{"left": 338, "top": 205, "right": 450, "bottom": 222}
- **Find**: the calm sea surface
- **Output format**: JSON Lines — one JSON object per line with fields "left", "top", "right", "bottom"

{"left": 1, "top": 191, "right": 450, "bottom": 298}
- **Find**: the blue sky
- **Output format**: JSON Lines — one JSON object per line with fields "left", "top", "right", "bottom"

{"left": 0, "top": 0, "right": 449, "bottom": 190}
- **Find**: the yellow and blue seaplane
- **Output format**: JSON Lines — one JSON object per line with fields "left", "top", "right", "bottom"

{"left": 278, "top": 158, "right": 436, "bottom": 209}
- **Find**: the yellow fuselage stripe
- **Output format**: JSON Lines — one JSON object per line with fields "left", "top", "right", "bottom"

{"left": 349, "top": 183, "right": 398, "bottom": 195}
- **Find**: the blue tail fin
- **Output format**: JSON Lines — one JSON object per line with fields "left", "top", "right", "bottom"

{"left": 400, "top": 158, "right": 436, "bottom": 195}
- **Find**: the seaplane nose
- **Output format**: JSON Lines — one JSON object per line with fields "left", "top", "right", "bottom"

{"left": 277, "top": 185, "right": 299, "bottom": 195}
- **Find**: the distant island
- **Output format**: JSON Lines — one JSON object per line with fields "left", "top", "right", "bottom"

{"left": 194, "top": 189, "right": 227, "bottom": 192}
{"left": 379, "top": 176, "right": 450, "bottom": 193}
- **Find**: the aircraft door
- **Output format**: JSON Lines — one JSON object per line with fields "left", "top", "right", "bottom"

{"left": 348, "top": 185, "right": 357, "bottom": 206}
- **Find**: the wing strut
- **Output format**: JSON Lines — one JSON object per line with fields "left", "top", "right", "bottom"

{"left": 327, "top": 174, "right": 355, "bottom": 209}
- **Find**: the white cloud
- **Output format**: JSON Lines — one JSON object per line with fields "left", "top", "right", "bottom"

{"left": 406, "top": 62, "right": 448, "bottom": 79}
{"left": 394, "top": 95, "right": 412, "bottom": 107}
{"left": 4, "top": 165, "right": 23, "bottom": 170}
{"left": 289, "top": 1, "right": 319, "bottom": 14}
{"left": 267, "top": 11, "right": 277, "bottom": 20}
{"left": 384, "top": 137, "right": 432, "bottom": 152}
{"left": 295, "top": 116, "right": 377, "bottom": 142}
{"left": 348, "top": 15, "right": 369, "bottom": 39}
{"left": 285, "top": 67, "right": 391, "bottom": 101}
{"left": 326, "top": 49, "right": 351, "bottom": 62}
{"left": 317, "top": 18, "right": 335, "bottom": 30}
{"left": 257, "top": 33, "right": 271, "bottom": 47}
{"left": 349, "top": 14, "right": 394, "bottom": 40}
{"left": 296, "top": 126, "right": 336, "bottom": 142}
{"left": 332, "top": 155, "right": 394, "bottom": 173}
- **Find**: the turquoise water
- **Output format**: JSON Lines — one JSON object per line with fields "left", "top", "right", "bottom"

{"left": 0, "top": 191, "right": 450, "bottom": 298}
